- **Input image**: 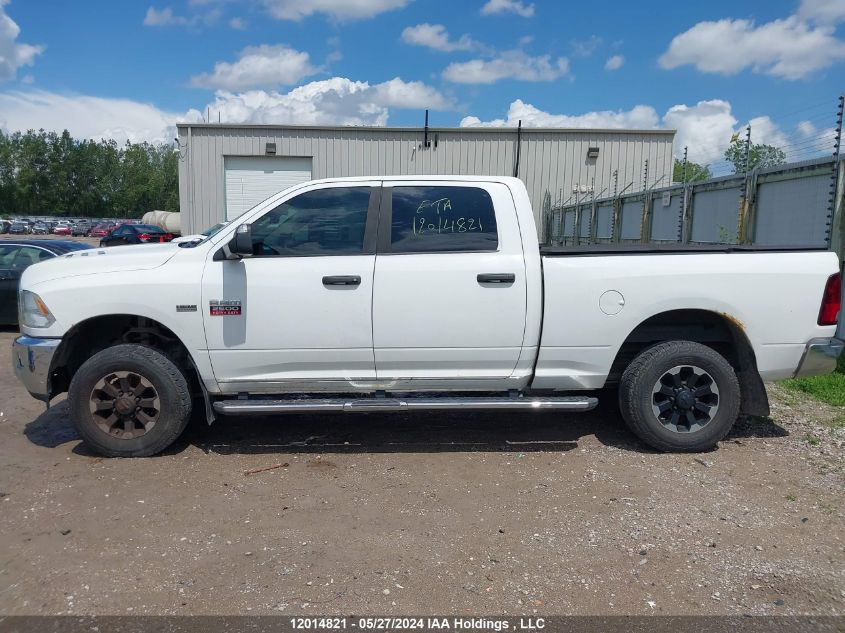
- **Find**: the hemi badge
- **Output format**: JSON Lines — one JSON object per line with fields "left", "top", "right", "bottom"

{"left": 176, "top": 304, "right": 197, "bottom": 313}
{"left": 209, "top": 300, "right": 242, "bottom": 316}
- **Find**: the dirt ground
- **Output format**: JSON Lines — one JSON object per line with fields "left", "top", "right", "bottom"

{"left": 0, "top": 328, "right": 843, "bottom": 616}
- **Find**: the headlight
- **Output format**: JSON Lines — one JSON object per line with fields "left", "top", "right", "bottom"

{"left": 19, "top": 290, "right": 56, "bottom": 328}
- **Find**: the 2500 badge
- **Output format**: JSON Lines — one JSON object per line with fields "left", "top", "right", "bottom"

{"left": 209, "top": 299, "right": 242, "bottom": 316}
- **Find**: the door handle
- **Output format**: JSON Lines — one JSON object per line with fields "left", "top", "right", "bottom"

{"left": 477, "top": 273, "right": 515, "bottom": 284}
{"left": 322, "top": 275, "right": 361, "bottom": 286}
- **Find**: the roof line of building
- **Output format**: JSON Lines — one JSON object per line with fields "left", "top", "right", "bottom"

{"left": 176, "top": 122, "right": 677, "bottom": 135}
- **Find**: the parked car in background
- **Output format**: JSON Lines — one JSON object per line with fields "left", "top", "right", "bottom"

{"left": 99, "top": 223, "right": 173, "bottom": 247}
{"left": 32, "top": 222, "right": 49, "bottom": 235}
{"left": 52, "top": 225, "right": 72, "bottom": 236}
{"left": 72, "top": 221, "right": 91, "bottom": 237}
{"left": 89, "top": 223, "right": 114, "bottom": 238}
{"left": 0, "top": 239, "right": 93, "bottom": 325}
{"left": 8, "top": 222, "right": 28, "bottom": 235}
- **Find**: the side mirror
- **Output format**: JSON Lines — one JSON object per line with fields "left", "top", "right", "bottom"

{"left": 228, "top": 224, "right": 253, "bottom": 258}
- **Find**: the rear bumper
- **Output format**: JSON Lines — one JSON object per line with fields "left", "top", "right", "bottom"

{"left": 794, "top": 337, "right": 844, "bottom": 378}
{"left": 12, "top": 336, "right": 61, "bottom": 402}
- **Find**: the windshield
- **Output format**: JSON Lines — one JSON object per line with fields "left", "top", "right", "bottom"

{"left": 202, "top": 221, "right": 229, "bottom": 237}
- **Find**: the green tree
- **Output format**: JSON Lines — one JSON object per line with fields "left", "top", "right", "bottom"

{"left": 724, "top": 138, "right": 786, "bottom": 173}
{"left": 673, "top": 158, "right": 711, "bottom": 183}
{"left": 0, "top": 129, "right": 180, "bottom": 218}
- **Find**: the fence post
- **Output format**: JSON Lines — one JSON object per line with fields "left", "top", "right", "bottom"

{"left": 640, "top": 190, "right": 652, "bottom": 243}
{"left": 613, "top": 198, "right": 622, "bottom": 243}
{"left": 741, "top": 170, "right": 760, "bottom": 244}
{"left": 681, "top": 184, "right": 693, "bottom": 243}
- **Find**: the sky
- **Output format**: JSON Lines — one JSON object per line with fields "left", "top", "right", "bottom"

{"left": 1, "top": 0, "right": 844, "bottom": 172}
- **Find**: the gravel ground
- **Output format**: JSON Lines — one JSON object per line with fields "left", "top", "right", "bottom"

{"left": 0, "top": 328, "right": 842, "bottom": 616}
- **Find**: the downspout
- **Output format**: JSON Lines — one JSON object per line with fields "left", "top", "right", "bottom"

{"left": 513, "top": 120, "right": 522, "bottom": 178}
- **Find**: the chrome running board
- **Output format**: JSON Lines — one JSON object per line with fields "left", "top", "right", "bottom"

{"left": 213, "top": 395, "right": 598, "bottom": 415}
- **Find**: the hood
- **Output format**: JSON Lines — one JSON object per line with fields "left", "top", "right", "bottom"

{"left": 22, "top": 243, "right": 181, "bottom": 286}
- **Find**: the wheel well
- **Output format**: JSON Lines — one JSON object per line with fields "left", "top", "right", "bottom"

{"left": 49, "top": 315, "right": 201, "bottom": 398}
{"left": 607, "top": 309, "right": 769, "bottom": 416}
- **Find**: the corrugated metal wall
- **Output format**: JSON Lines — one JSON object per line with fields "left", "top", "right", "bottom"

{"left": 177, "top": 124, "right": 675, "bottom": 235}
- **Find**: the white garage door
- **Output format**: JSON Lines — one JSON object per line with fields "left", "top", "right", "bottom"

{"left": 224, "top": 156, "right": 312, "bottom": 220}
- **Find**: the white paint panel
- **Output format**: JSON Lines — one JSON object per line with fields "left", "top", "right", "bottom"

{"left": 224, "top": 156, "right": 312, "bottom": 220}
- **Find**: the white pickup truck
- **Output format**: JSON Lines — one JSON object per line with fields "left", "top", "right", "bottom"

{"left": 12, "top": 176, "right": 843, "bottom": 457}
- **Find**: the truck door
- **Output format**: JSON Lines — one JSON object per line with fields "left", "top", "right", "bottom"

{"left": 371, "top": 181, "right": 528, "bottom": 390}
{"left": 201, "top": 182, "right": 381, "bottom": 392}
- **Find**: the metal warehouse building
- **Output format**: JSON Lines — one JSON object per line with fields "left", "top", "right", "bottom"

{"left": 176, "top": 123, "right": 675, "bottom": 238}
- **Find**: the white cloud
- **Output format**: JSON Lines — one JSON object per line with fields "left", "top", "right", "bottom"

{"left": 143, "top": 7, "right": 184, "bottom": 25}
{"left": 0, "top": 0, "right": 44, "bottom": 82}
{"left": 604, "top": 54, "right": 624, "bottom": 70}
{"left": 262, "top": 0, "right": 408, "bottom": 21}
{"left": 204, "top": 76, "right": 453, "bottom": 127}
{"left": 459, "top": 97, "right": 813, "bottom": 164}
{"left": 460, "top": 99, "right": 659, "bottom": 129}
{"left": 798, "top": 0, "right": 845, "bottom": 22}
{"left": 143, "top": 5, "right": 221, "bottom": 27}
{"left": 570, "top": 35, "right": 602, "bottom": 57}
{"left": 796, "top": 119, "right": 837, "bottom": 154}
{"left": 662, "top": 100, "right": 737, "bottom": 163}
{"left": 191, "top": 44, "right": 319, "bottom": 90}
{"left": 0, "top": 89, "right": 201, "bottom": 144}
{"left": 372, "top": 77, "right": 452, "bottom": 109}
{"left": 480, "top": 0, "right": 534, "bottom": 17}
{"left": 401, "top": 23, "right": 479, "bottom": 52}
{"left": 0, "top": 77, "right": 451, "bottom": 144}
{"left": 443, "top": 50, "right": 569, "bottom": 84}
{"left": 659, "top": 12, "right": 845, "bottom": 80}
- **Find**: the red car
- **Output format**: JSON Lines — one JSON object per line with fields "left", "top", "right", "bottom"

{"left": 88, "top": 223, "right": 114, "bottom": 238}
{"left": 52, "top": 225, "right": 72, "bottom": 236}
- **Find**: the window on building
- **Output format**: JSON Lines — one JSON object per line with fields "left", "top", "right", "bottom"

{"left": 390, "top": 186, "right": 498, "bottom": 253}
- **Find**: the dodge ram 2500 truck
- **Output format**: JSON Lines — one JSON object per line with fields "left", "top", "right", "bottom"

{"left": 12, "top": 176, "right": 844, "bottom": 457}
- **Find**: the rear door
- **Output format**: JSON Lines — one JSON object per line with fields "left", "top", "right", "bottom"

{"left": 372, "top": 181, "right": 528, "bottom": 389}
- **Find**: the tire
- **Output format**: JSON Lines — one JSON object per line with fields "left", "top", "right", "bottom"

{"left": 618, "top": 340, "right": 740, "bottom": 452}
{"left": 68, "top": 344, "right": 192, "bottom": 457}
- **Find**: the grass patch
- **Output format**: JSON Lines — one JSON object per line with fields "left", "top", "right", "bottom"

{"left": 781, "top": 354, "right": 845, "bottom": 407}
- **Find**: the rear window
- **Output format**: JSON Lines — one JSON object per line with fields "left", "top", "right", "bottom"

{"left": 134, "top": 225, "right": 165, "bottom": 233}
{"left": 389, "top": 186, "right": 498, "bottom": 253}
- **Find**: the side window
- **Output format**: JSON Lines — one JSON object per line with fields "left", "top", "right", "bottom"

{"left": 249, "top": 187, "right": 372, "bottom": 256}
{"left": 0, "top": 245, "right": 20, "bottom": 268}
{"left": 390, "top": 186, "right": 498, "bottom": 253}
{"left": 12, "top": 247, "right": 51, "bottom": 270}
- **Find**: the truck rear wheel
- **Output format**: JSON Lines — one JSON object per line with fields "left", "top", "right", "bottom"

{"left": 618, "top": 340, "right": 740, "bottom": 452}
{"left": 68, "top": 344, "right": 192, "bottom": 457}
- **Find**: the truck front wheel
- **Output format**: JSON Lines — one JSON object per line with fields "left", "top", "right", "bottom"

{"left": 618, "top": 340, "right": 740, "bottom": 452}
{"left": 68, "top": 344, "right": 192, "bottom": 457}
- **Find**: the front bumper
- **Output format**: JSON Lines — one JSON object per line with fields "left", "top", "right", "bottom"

{"left": 794, "top": 337, "right": 844, "bottom": 378}
{"left": 12, "top": 336, "right": 61, "bottom": 402}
